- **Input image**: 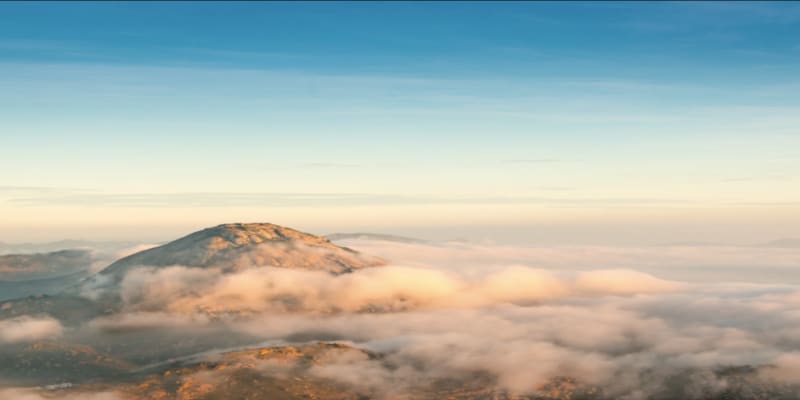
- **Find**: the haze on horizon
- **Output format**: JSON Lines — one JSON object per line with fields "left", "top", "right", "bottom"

{"left": 1, "top": 2, "right": 799, "bottom": 244}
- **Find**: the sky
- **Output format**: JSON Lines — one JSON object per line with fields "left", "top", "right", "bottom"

{"left": 0, "top": 1, "right": 798, "bottom": 244}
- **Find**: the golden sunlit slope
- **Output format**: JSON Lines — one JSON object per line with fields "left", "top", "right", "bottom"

{"left": 48, "top": 342, "right": 515, "bottom": 400}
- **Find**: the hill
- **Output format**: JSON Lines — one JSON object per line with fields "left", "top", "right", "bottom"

{"left": 99, "top": 223, "right": 385, "bottom": 281}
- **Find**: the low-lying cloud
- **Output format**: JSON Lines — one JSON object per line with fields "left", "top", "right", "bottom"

{"left": 0, "top": 388, "right": 120, "bottom": 400}
{"left": 0, "top": 316, "right": 63, "bottom": 344}
{"left": 6, "top": 238, "right": 800, "bottom": 399}
{"left": 112, "top": 265, "right": 681, "bottom": 316}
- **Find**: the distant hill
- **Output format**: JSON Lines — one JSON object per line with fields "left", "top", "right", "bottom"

{"left": 0, "top": 249, "right": 92, "bottom": 281}
{"left": 326, "top": 232, "right": 428, "bottom": 244}
{"left": 1, "top": 223, "right": 387, "bottom": 326}
{"left": 0, "top": 240, "right": 140, "bottom": 255}
{"left": 99, "top": 223, "right": 385, "bottom": 281}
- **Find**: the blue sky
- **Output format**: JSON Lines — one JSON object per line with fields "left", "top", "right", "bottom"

{"left": 0, "top": 2, "right": 798, "bottom": 243}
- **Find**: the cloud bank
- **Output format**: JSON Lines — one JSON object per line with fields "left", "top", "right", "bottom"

{"left": 0, "top": 316, "right": 63, "bottom": 344}
{"left": 7, "top": 239, "right": 800, "bottom": 399}
{"left": 0, "top": 388, "right": 120, "bottom": 400}
{"left": 109, "top": 265, "right": 680, "bottom": 316}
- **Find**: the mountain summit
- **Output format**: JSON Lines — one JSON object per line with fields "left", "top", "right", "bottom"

{"left": 99, "top": 223, "right": 385, "bottom": 279}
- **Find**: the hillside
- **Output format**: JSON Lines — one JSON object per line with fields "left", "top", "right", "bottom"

{"left": 100, "top": 223, "right": 385, "bottom": 281}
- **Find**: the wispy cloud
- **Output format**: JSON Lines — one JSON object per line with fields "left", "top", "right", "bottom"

{"left": 0, "top": 186, "right": 82, "bottom": 194}
{"left": 6, "top": 191, "right": 695, "bottom": 208}
{"left": 502, "top": 158, "right": 560, "bottom": 164}
{"left": 721, "top": 175, "right": 790, "bottom": 183}
{"left": 299, "top": 162, "right": 362, "bottom": 169}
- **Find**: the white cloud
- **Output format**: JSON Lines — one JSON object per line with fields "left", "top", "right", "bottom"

{"left": 574, "top": 269, "right": 683, "bottom": 295}
{"left": 11, "top": 239, "right": 800, "bottom": 398}
{"left": 0, "top": 316, "right": 63, "bottom": 344}
{"left": 0, "top": 388, "right": 120, "bottom": 400}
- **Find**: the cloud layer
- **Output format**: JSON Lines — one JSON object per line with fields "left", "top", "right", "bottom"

{"left": 0, "top": 316, "right": 63, "bottom": 344}
{"left": 109, "top": 264, "right": 680, "bottom": 316}
{"left": 0, "top": 388, "right": 120, "bottom": 400}
{"left": 7, "top": 239, "right": 800, "bottom": 399}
